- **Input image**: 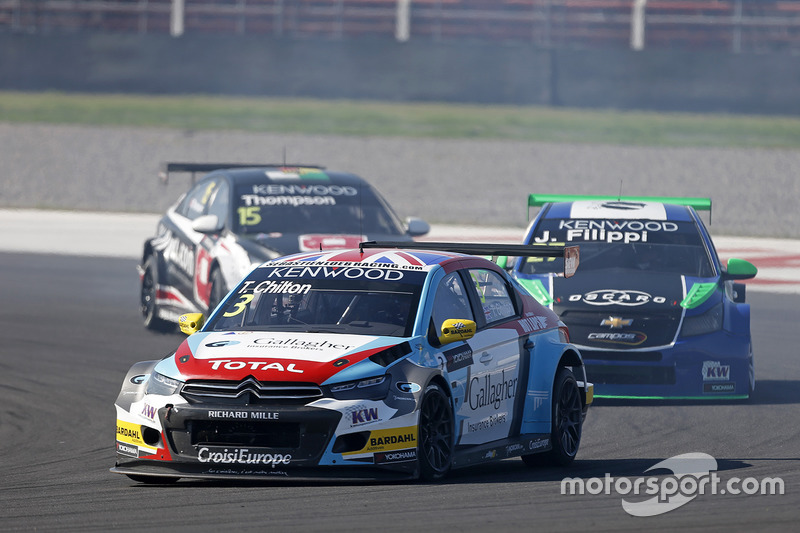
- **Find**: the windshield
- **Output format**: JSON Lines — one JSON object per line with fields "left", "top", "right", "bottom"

{"left": 520, "top": 218, "right": 715, "bottom": 277}
{"left": 207, "top": 264, "right": 427, "bottom": 337}
{"left": 233, "top": 181, "right": 406, "bottom": 236}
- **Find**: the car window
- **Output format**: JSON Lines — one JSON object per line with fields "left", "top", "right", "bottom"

{"left": 176, "top": 178, "right": 223, "bottom": 221}
{"left": 431, "top": 272, "right": 474, "bottom": 330}
{"left": 466, "top": 269, "right": 517, "bottom": 326}
{"left": 521, "top": 218, "right": 715, "bottom": 277}
{"left": 206, "top": 180, "right": 229, "bottom": 227}
{"left": 206, "top": 265, "right": 426, "bottom": 337}
{"left": 233, "top": 181, "right": 405, "bottom": 236}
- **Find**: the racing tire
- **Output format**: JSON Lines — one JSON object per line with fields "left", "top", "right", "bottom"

{"left": 141, "top": 255, "right": 174, "bottom": 333}
{"left": 522, "top": 367, "right": 583, "bottom": 467}
{"left": 126, "top": 474, "right": 180, "bottom": 484}
{"left": 418, "top": 383, "right": 454, "bottom": 481}
{"left": 208, "top": 267, "right": 227, "bottom": 315}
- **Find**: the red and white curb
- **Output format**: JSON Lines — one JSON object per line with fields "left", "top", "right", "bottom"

{"left": 2, "top": 210, "right": 798, "bottom": 295}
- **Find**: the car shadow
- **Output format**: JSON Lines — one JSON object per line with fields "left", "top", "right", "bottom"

{"left": 128, "top": 456, "right": 788, "bottom": 488}
{"left": 591, "top": 379, "right": 800, "bottom": 407}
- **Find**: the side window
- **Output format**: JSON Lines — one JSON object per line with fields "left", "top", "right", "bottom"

{"left": 467, "top": 269, "right": 517, "bottom": 326}
{"left": 176, "top": 179, "right": 221, "bottom": 221}
{"left": 206, "top": 180, "right": 229, "bottom": 227}
{"left": 431, "top": 272, "right": 474, "bottom": 331}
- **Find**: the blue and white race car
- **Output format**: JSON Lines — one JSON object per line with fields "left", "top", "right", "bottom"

{"left": 113, "top": 242, "right": 592, "bottom": 482}
{"left": 510, "top": 195, "right": 757, "bottom": 400}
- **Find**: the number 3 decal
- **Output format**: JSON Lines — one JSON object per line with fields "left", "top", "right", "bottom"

{"left": 223, "top": 294, "right": 254, "bottom": 317}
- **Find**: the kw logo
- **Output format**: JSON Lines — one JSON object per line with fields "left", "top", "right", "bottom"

{"left": 702, "top": 361, "right": 730, "bottom": 381}
{"left": 141, "top": 404, "right": 157, "bottom": 421}
{"left": 352, "top": 407, "right": 379, "bottom": 425}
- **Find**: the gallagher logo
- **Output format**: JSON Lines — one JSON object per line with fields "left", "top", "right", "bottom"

{"left": 205, "top": 340, "right": 240, "bottom": 348}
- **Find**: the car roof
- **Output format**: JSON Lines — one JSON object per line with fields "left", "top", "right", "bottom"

{"left": 206, "top": 166, "right": 372, "bottom": 187}
{"left": 528, "top": 194, "right": 711, "bottom": 223}
{"left": 542, "top": 200, "right": 697, "bottom": 222}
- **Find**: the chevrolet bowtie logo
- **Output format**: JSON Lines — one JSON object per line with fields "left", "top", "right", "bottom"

{"left": 601, "top": 316, "right": 633, "bottom": 329}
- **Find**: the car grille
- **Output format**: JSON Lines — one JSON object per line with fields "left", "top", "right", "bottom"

{"left": 190, "top": 420, "right": 301, "bottom": 448}
{"left": 559, "top": 310, "right": 680, "bottom": 349}
{"left": 580, "top": 350, "right": 662, "bottom": 362}
{"left": 585, "top": 363, "right": 676, "bottom": 385}
{"left": 182, "top": 377, "right": 323, "bottom": 405}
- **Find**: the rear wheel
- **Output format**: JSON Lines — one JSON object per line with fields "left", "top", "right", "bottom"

{"left": 418, "top": 383, "right": 454, "bottom": 481}
{"left": 522, "top": 366, "right": 583, "bottom": 467}
{"left": 140, "top": 255, "right": 174, "bottom": 333}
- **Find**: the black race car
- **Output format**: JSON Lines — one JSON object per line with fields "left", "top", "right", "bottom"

{"left": 139, "top": 163, "right": 429, "bottom": 332}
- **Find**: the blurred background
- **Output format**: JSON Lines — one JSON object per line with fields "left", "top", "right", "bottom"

{"left": 2, "top": 0, "right": 800, "bottom": 114}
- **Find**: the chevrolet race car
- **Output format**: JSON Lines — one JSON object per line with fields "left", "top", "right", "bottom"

{"left": 140, "top": 163, "right": 430, "bottom": 332}
{"left": 113, "top": 242, "right": 592, "bottom": 482}
{"left": 510, "top": 195, "right": 757, "bottom": 400}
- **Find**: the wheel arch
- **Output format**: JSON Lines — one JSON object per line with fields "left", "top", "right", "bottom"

{"left": 558, "top": 347, "right": 591, "bottom": 409}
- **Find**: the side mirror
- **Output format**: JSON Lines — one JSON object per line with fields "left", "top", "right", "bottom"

{"left": 405, "top": 217, "right": 430, "bottom": 237}
{"left": 179, "top": 313, "right": 205, "bottom": 335}
{"left": 724, "top": 258, "right": 757, "bottom": 280}
{"left": 192, "top": 214, "right": 222, "bottom": 234}
{"left": 438, "top": 319, "right": 476, "bottom": 345}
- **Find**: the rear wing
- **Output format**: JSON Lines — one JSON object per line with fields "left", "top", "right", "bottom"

{"left": 527, "top": 194, "right": 712, "bottom": 221}
{"left": 159, "top": 162, "right": 325, "bottom": 184}
{"left": 359, "top": 241, "right": 580, "bottom": 278}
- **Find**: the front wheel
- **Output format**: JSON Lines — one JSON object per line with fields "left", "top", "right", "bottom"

{"left": 418, "top": 383, "right": 454, "bottom": 481}
{"left": 522, "top": 366, "right": 583, "bottom": 467}
{"left": 140, "top": 255, "right": 174, "bottom": 333}
{"left": 207, "top": 267, "right": 227, "bottom": 314}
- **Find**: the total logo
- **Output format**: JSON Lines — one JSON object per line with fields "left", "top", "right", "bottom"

{"left": 207, "top": 360, "right": 303, "bottom": 373}
{"left": 570, "top": 289, "right": 666, "bottom": 307}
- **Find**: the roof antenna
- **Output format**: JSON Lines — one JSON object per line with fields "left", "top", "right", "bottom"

{"left": 359, "top": 182, "right": 364, "bottom": 243}
{"left": 282, "top": 146, "right": 286, "bottom": 167}
{"left": 618, "top": 180, "right": 623, "bottom": 201}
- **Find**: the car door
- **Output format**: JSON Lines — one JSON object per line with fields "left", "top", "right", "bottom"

{"left": 164, "top": 177, "right": 225, "bottom": 305}
{"left": 432, "top": 268, "right": 523, "bottom": 447}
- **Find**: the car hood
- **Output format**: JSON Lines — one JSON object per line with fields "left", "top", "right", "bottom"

{"left": 551, "top": 270, "right": 690, "bottom": 349}
{"left": 166, "top": 331, "right": 402, "bottom": 385}
{"left": 553, "top": 270, "right": 686, "bottom": 311}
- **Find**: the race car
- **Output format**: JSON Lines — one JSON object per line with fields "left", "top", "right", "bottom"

{"left": 139, "top": 163, "right": 430, "bottom": 332}
{"left": 113, "top": 242, "right": 592, "bottom": 482}
{"left": 509, "top": 194, "right": 757, "bottom": 400}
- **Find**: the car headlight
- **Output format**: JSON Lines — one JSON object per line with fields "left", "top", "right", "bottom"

{"left": 680, "top": 303, "right": 723, "bottom": 337}
{"left": 329, "top": 376, "right": 390, "bottom": 400}
{"left": 145, "top": 372, "right": 184, "bottom": 396}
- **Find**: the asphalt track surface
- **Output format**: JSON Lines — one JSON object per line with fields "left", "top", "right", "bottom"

{"left": 1, "top": 251, "right": 799, "bottom": 531}
{"left": 1, "top": 121, "right": 799, "bottom": 530}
